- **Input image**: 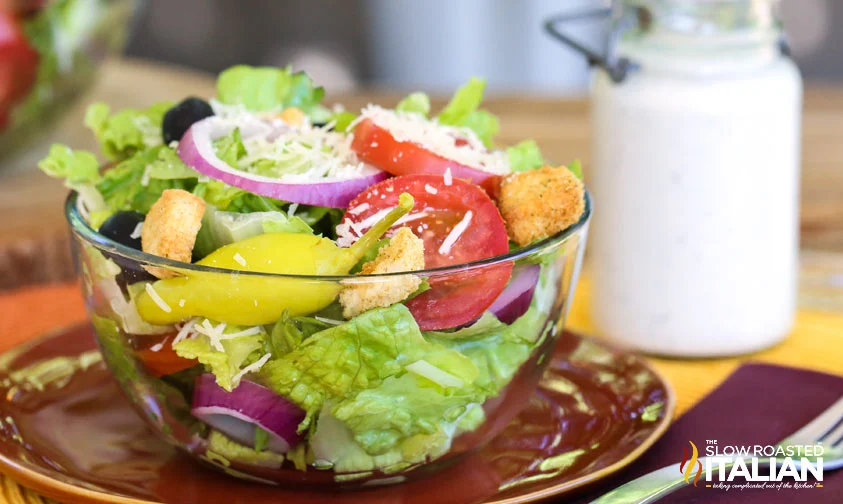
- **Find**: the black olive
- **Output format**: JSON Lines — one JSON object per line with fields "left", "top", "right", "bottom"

{"left": 98, "top": 211, "right": 156, "bottom": 289}
{"left": 162, "top": 97, "right": 214, "bottom": 145}
{"left": 99, "top": 211, "right": 145, "bottom": 250}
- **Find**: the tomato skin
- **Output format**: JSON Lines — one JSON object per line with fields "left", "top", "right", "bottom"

{"left": 136, "top": 338, "right": 197, "bottom": 378}
{"left": 0, "top": 12, "right": 37, "bottom": 129}
{"left": 342, "top": 174, "right": 512, "bottom": 330}
{"left": 351, "top": 118, "right": 502, "bottom": 198}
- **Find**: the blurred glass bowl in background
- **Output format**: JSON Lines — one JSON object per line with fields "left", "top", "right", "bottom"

{"left": 0, "top": 0, "right": 138, "bottom": 163}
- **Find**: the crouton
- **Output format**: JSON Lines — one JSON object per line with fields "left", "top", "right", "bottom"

{"left": 498, "top": 165, "right": 585, "bottom": 247}
{"left": 339, "top": 227, "right": 425, "bottom": 319}
{"left": 279, "top": 107, "right": 306, "bottom": 126}
{"left": 141, "top": 189, "right": 206, "bottom": 278}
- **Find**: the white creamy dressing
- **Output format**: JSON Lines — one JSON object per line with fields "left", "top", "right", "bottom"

{"left": 589, "top": 34, "right": 802, "bottom": 356}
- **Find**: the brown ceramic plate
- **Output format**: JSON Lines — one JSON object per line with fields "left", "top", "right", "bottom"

{"left": 0, "top": 324, "right": 673, "bottom": 504}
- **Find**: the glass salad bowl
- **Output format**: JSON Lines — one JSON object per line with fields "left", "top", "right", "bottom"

{"left": 0, "top": 0, "right": 138, "bottom": 163}
{"left": 67, "top": 190, "right": 592, "bottom": 487}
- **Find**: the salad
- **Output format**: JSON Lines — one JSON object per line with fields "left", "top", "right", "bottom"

{"left": 42, "top": 64, "right": 586, "bottom": 476}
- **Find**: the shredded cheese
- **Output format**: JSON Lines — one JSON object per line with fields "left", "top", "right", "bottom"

{"left": 130, "top": 222, "right": 144, "bottom": 240}
{"left": 424, "top": 184, "right": 438, "bottom": 195}
{"left": 140, "top": 165, "right": 152, "bottom": 187}
{"left": 314, "top": 316, "right": 343, "bottom": 326}
{"left": 348, "top": 202, "right": 370, "bottom": 215}
{"left": 232, "top": 353, "right": 272, "bottom": 385}
{"left": 236, "top": 121, "right": 378, "bottom": 182}
{"left": 218, "top": 326, "right": 264, "bottom": 340}
{"left": 172, "top": 319, "right": 198, "bottom": 346}
{"left": 287, "top": 203, "right": 298, "bottom": 217}
{"left": 439, "top": 211, "right": 473, "bottom": 256}
{"left": 144, "top": 283, "right": 172, "bottom": 313}
{"left": 178, "top": 299, "right": 186, "bottom": 308}
{"left": 233, "top": 253, "right": 247, "bottom": 267}
{"left": 443, "top": 168, "right": 453, "bottom": 186}
{"left": 195, "top": 320, "right": 227, "bottom": 352}
{"left": 358, "top": 105, "right": 510, "bottom": 175}
{"left": 149, "top": 343, "right": 164, "bottom": 353}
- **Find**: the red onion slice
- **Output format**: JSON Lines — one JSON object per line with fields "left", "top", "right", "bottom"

{"left": 192, "top": 374, "right": 305, "bottom": 453}
{"left": 178, "top": 116, "right": 389, "bottom": 208}
{"left": 488, "top": 264, "right": 540, "bottom": 324}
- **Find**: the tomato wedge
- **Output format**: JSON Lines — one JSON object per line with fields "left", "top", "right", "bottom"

{"left": 136, "top": 336, "right": 197, "bottom": 378}
{"left": 350, "top": 118, "right": 502, "bottom": 198}
{"left": 341, "top": 174, "right": 512, "bottom": 330}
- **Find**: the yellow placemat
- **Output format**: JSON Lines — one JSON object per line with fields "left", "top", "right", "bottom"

{"left": 567, "top": 276, "right": 843, "bottom": 416}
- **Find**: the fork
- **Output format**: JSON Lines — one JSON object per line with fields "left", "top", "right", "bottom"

{"left": 591, "top": 397, "right": 843, "bottom": 503}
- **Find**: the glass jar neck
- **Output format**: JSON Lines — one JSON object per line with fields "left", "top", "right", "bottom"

{"left": 611, "top": 0, "right": 784, "bottom": 75}
{"left": 616, "top": 0, "right": 781, "bottom": 47}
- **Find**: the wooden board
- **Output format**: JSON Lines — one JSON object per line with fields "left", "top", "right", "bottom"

{"left": 1, "top": 57, "right": 842, "bottom": 289}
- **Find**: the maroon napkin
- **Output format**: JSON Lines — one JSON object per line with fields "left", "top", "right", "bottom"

{"left": 572, "top": 363, "right": 843, "bottom": 503}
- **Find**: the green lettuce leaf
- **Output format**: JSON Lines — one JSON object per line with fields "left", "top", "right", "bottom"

{"left": 425, "top": 310, "right": 542, "bottom": 394}
{"left": 216, "top": 65, "right": 325, "bottom": 113}
{"left": 84, "top": 101, "right": 172, "bottom": 160}
{"left": 213, "top": 128, "right": 247, "bottom": 168}
{"left": 38, "top": 144, "right": 101, "bottom": 185}
{"left": 173, "top": 328, "right": 266, "bottom": 391}
{"left": 311, "top": 400, "right": 485, "bottom": 474}
{"left": 437, "top": 77, "right": 485, "bottom": 125}
{"left": 191, "top": 180, "right": 284, "bottom": 214}
{"left": 260, "top": 304, "right": 476, "bottom": 430}
{"left": 436, "top": 77, "right": 498, "bottom": 148}
{"left": 268, "top": 313, "right": 332, "bottom": 357}
{"left": 568, "top": 159, "right": 584, "bottom": 180}
{"left": 95, "top": 146, "right": 196, "bottom": 216}
{"left": 507, "top": 139, "right": 545, "bottom": 173}
{"left": 333, "top": 373, "right": 483, "bottom": 455}
{"left": 206, "top": 430, "right": 285, "bottom": 468}
{"left": 328, "top": 111, "right": 357, "bottom": 133}
{"left": 396, "top": 92, "right": 430, "bottom": 116}
{"left": 194, "top": 206, "right": 312, "bottom": 258}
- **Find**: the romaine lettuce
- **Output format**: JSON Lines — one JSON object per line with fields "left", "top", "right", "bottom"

{"left": 396, "top": 92, "right": 431, "bottom": 116}
{"left": 507, "top": 139, "right": 546, "bottom": 173}
{"left": 333, "top": 373, "right": 482, "bottom": 455}
{"left": 173, "top": 328, "right": 266, "bottom": 392}
{"left": 436, "top": 77, "right": 499, "bottom": 148}
{"left": 85, "top": 101, "right": 172, "bottom": 160}
{"left": 260, "top": 304, "right": 477, "bottom": 430}
{"left": 425, "top": 310, "right": 542, "bottom": 394}
{"left": 216, "top": 65, "right": 324, "bottom": 113}
{"left": 206, "top": 430, "right": 285, "bottom": 468}
{"left": 194, "top": 206, "right": 312, "bottom": 258}
{"left": 94, "top": 146, "right": 196, "bottom": 216}
{"left": 38, "top": 144, "right": 101, "bottom": 185}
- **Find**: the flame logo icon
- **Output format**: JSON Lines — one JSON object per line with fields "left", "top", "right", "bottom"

{"left": 679, "top": 441, "right": 703, "bottom": 487}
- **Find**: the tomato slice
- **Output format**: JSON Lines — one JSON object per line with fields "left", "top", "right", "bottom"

{"left": 0, "top": 12, "right": 37, "bottom": 127}
{"left": 350, "top": 118, "right": 502, "bottom": 198}
{"left": 136, "top": 335, "right": 197, "bottom": 378}
{"left": 342, "top": 174, "right": 512, "bottom": 330}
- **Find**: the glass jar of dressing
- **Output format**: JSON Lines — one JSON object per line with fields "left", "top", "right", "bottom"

{"left": 548, "top": 0, "right": 802, "bottom": 356}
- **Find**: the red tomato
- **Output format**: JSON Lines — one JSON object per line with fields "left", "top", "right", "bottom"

{"left": 136, "top": 336, "right": 197, "bottom": 378}
{"left": 0, "top": 12, "right": 38, "bottom": 127}
{"left": 342, "top": 174, "right": 512, "bottom": 330}
{"left": 350, "top": 118, "right": 502, "bottom": 198}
